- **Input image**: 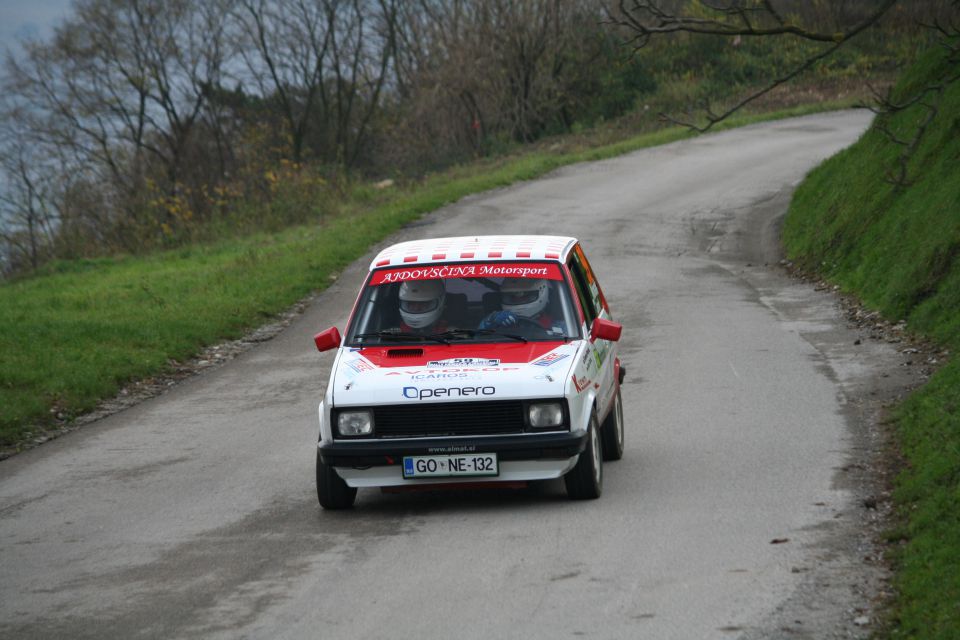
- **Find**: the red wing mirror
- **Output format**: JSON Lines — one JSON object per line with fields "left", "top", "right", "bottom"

{"left": 314, "top": 327, "right": 342, "bottom": 352}
{"left": 590, "top": 318, "right": 622, "bottom": 342}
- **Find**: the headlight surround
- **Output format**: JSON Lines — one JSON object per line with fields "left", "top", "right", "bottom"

{"left": 337, "top": 409, "right": 374, "bottom": 437}
{"left": 528, "top": 402, "right": 565, "bottom": 429}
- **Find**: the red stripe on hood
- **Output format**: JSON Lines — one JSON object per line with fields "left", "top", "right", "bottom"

{"left": 357, "top": 342, "right": 565, "bottom": 367}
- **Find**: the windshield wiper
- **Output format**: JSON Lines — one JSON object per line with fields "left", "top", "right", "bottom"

{"left": 431, "top": 329, "right": 482, "bottom": 341}
{"left": 354, "top": 331, "right": 449, "bottom": 344}
{"left": 471, "top": 328, "right": 528, "bottom": 343}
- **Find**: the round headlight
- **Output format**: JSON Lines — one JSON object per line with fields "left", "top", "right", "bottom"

{"left": 338, "top": 410, "right": 373, "bottom": 436}
{"left": 528, "top": 402, "right": 564, "bottom": 428}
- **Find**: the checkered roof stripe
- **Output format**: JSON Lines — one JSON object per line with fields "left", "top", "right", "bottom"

{"left": 369, "top": 236, "right": 577, "bottom": 270}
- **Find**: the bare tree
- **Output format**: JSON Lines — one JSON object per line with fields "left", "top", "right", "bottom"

{"left": 387, "top": 0, "right": 611, "bottom": 167}
{"left": 867, "top": 12, "right": 960, "bottom": 187}
{"left": 325, "top": 0, "right": 399, "bottom": 169}
{"left": 607, "top": 0, "right": 901, "bottom": 131}
{"left": 606, "top": 0, "right": 960, "bottom": 195}
{"left": 233, "top": 0, "right": 334, "bottom": 164}
{"left": 234, "top": 0, "right": 398, "bottom": 169}
{"left": 0, "top": 136, "right": 59, "bottom": 272}
{"left": 2, "top": 0, "right": 235, "bottom": 251}
{"left": 392, "top": 0, "right": 500, "bottom": 155}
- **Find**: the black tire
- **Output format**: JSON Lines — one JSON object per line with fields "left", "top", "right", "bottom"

{"left": 564, "top": 411, "right": 603, "bottom": 500}
{"left": 316, "top": 451, "right": 357, "bottom": 510}
{"left": 600, "top": 389, "right": 624, "bottom": 461}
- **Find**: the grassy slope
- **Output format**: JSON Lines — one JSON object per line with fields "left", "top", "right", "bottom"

{"left": 783, "top": 43, "right": 960, "bottom": 639}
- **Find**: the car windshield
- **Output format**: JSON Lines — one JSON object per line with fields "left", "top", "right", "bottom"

{"left": 345, "top": 262, "right": 582, "bottom": 345}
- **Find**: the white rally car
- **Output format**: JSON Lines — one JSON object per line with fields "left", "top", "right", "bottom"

{"left": 312, "top": 235, "right": 624, "bottom": 509}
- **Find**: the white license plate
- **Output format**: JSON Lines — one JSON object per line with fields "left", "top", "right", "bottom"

{"left": 402, "top": 453, "right": 499, "bottom": 479}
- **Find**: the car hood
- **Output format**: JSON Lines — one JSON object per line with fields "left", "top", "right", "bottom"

{"left": 331, "top": 341, "right": 579, "bottom": 406}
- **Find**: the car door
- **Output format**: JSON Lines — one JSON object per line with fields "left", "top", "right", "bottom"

{"left": 566, "top": 244, "right": 617, "bottom": 420}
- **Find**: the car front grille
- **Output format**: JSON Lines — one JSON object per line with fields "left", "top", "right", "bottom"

{"left": 372, "top": 400, "right": 526, "bottom": 438}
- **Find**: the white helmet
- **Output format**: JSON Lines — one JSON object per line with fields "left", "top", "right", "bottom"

{"left": 501, "top": 278, "right": 549, "bottom": 317}
{"left": 399, "top": 279, "right": 445, "bottom": 329}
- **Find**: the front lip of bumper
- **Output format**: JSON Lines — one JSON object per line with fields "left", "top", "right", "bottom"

{"left": 318, "top": 431, "right": 587, "bottom": 467}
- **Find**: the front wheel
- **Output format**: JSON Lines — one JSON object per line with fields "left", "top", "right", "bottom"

{"left": 564, "top": 411, "right": 603, "bottom": 500}
{"left": 316, "top": 451, "right": 357, "bottom": 509}
{"left": 600, "top": 389, "right": 624, "bottom": 461}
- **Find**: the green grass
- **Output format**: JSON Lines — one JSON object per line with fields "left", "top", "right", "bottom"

{"left": 1, "top": 223, "right": 380, "bottom": 441}
{"left": 889, "top": 360, "right": 960, "bottom": 638}
{"left": 783, "top": 41, "right": 960, "bottom": 639}
{"left": 0, "top": 100, "right": 852, "bottom": 449}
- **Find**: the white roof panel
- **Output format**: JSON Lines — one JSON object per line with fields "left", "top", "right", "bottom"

{"left": 369, "top": 235, "right": 577, "bottom": 270}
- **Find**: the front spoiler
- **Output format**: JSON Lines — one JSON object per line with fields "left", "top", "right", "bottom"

{"left": 318, "top": 431, "right": 587, "bottom": 468}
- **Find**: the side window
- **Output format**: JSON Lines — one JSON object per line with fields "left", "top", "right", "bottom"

{"left": 573, "top": 244, "right": 607, "bottom": 315}
{"left": 568, "top": 257, "right": 598, "bottom": 325}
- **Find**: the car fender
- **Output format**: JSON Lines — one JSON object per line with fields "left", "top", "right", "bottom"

{"left": 318, "top": 401, "right": 329, "bottom": 444}
{"left": 318, "top": 349, "right": 344, "bottom": 443}
{"left": 565, "top": 338, "right": 603, "bottom": 434}
{"left": 566, "top": 377, "right": 598, "bottom": 437}
{"left": 574, "top": 390, "right": 598, "bottom": 435}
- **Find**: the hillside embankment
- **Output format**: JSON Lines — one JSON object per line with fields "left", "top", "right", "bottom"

{"left": 782, "top": 41, "right": 960, "bottom": 639}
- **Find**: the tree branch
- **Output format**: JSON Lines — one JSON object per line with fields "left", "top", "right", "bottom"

{"left": 610, "top": 0, "right": 902, "bottom": 133}
{"left": 659, "top": 39, "right": 845, "bottom": 133}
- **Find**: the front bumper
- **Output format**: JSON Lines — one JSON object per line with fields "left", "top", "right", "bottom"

{"left": 318, "top": 431, "right": 587, "bottom": 488}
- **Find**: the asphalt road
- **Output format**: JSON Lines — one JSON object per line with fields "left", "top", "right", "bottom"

{"left": 2, "top": 110, "right": 903, "bottom": 639}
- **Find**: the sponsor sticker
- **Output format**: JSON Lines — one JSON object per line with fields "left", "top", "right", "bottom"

{"left": 428, "top": 445, "right": 478, "bottom": 454}
{"left": 402, "top": 386, "right": 496, "bottom": 400}
{"left": 410, "top": 372, "right": 477, "bottom": 381}
{"left": 370, "top": 262, "right": 562, "bottom": 285}
{"left": 427, "top": 358, "right": 500, "bottom": 368}
{"left": 384, "top": 367, "right": 518, "bottom": 376}
{"left": 345, "top": 357, "right": 375, "bottom": 374}
{"left": 571, "top": 375, "right": 591, "bottom": 393}
{"left": 532, "top": 352, "right": 570, "bottom": 368}
{"left": 340, "top": 356, "right": 375, "bottom": 380}
{"left": 593, "top": 340, "right": 610, "bottom": 367}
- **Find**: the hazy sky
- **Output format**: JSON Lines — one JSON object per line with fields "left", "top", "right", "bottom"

{"left": 0, "top": 0, "right": 73, "bottom": 59}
